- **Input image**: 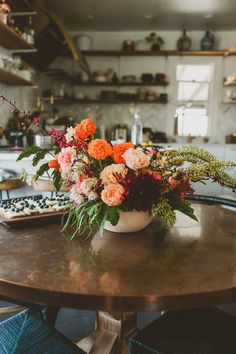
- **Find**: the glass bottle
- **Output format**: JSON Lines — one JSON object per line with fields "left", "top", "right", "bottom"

{"left": 27, "top": 16, "right": 35, "bottom": 45}
{"left": 131, "top": 112, "right": 143, "bottom": 145}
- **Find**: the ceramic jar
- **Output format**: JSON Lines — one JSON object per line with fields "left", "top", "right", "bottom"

{"left": 201, "top": 31, "right": 215, "bottom": 51}
{"left": 177, "top": 29, "right": 191, "bottom": 51}
{"left": 75, "top": 34, "right": 92, "bottom": 51}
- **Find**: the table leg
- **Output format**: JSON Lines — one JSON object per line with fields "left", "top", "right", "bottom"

{"left": 76, "top": 311, "right": 137, "bottom": 354}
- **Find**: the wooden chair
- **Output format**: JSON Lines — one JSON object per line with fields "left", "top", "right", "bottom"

{"left": 0, "top": 307, "right": 85, "bottom": 353}
{"left": 128, "top": 307, "right": 236, "bottom": 354}
{"left": 0, "top": 178, "right": 25, "bottom": 200}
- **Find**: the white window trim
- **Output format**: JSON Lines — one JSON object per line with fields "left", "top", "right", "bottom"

{"left": 165, "top": 56, "right": 222, "bottom": 139}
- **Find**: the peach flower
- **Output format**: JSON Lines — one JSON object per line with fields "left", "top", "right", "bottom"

{"left": 57, "top": 147, "right": 76, "bottom": 170}
{"left": 100, "top": 164, "right": 127, "bottom": 185}
{"left": 101, "top": 183, "right": 124, "bottom": 206}
{"left": 122, "top": 148, "right": 150, "bottom": 170}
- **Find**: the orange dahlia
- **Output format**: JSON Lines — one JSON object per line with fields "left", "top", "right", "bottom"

{"left": 88, "top": 139, "right": 113, "bottom": 160}
{"left": 74, "top": 118, "right": 96, "bottom": 140}
{"left": 113, "top": 142, "right": 134, "bottom": 163}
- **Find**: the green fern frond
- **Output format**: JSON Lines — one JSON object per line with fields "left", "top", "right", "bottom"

{"left": 152, "top": 199, "right": 176, "bottom": 226}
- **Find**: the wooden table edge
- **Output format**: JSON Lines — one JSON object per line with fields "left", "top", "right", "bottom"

{"left": 1, "top": 278, "right": 236, "bottom": 312}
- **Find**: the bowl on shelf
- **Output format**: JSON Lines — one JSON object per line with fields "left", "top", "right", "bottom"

{"left": 93, "top": 70, "right": 109, "bottom": 83}
{"left": 141, "top": 73, "right": 154, "bottom": 83}
{"left": 147, "top": 90, "right": 157, "bottom": 101}
{"left": 155, "top": 73, "right": 167, "bottom": 83}
{"left": 122, "top": 75, "right": 136, "bottom": 83}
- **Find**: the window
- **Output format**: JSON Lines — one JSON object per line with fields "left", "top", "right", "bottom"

{"left": 175, "top": 64, "right": 213, "bottom": 137}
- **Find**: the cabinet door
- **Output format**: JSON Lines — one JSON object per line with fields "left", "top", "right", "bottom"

{"left": 221, "top": 146, "right": 236, "bottom": 196}
{"left": 192, "top": 146, "right": 224, "bottom": 196}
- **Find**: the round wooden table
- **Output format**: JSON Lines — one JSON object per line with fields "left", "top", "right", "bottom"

{"left": 0, "top": 203, "right": 236, "bottom": 353}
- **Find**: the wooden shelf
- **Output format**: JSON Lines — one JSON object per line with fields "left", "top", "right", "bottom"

{"left": 41, "top": 97, "right": 168, "bottom": 105}
{"left": 0, "top": 20, "right": 35, "bottom": 50}
{"left": 224, "top": 82, "right": 236, "bottom": 87}
{"left": 222, "top": 99, "right": 236, "bottom": 104}
{"left": 72, "top": 80, "right": 169, "bottom": 87}
{"left": 0, "top": 68, "right": 34, "bottom": 86}
{"left": 78, "top": 50, "right": 230, "bottom": 57}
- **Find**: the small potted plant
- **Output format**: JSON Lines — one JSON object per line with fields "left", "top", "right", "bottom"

{"left": 146, "top": 32, "right": 164, "bottom": 51}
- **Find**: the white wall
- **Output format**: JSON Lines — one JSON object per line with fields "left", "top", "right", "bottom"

{"left": 71, "top": 30, "right": 236, "bottom": 51}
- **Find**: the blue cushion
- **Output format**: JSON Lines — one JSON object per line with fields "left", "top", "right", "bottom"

{"left": 129, "top": 307, "right": 236, "bottom": 354}
{"left": 0, "top": 308, "right": 85, "bottom": 354}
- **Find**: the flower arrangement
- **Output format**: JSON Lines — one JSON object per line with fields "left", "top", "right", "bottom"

{"left": 16, "top": 116, "right": 236, "bottom": 238}
{"left": 1, "top": 94, "right": 236, "bottom": 238}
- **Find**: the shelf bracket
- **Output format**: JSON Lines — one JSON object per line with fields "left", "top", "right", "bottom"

{"left": 30, "top": 0, "right": 91, "bottom": 77}
{"left": 45, "top": 6, "right": 91, "bottom": 77}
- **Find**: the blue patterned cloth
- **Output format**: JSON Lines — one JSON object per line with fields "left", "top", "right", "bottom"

{"left": 0, "top": 308, "right": 85, "bottom": 354}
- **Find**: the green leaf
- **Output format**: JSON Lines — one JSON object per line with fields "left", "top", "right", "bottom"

{"left": 52, "top": 170, "right": 62, "bottom": 191}
{"left": 34, "top": 162, "right": 50, "bottom": 180}
{"left": 32, "top": 149, "right": 48, "bottom": 166}
{"left": 171, "top": 199, "right": 198, "bottom": 221}
{"left": 105, "top": 207, "right": 120, "bottom": 226}
{"left": 17, "top": 146, "right": 42, "bottom": 161}
{"left": 86, "top": 201, "right": 103, "bottom": 224}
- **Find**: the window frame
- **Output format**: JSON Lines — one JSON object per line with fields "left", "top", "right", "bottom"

{"left": 173, "top": 60, "right": 215, "bottom": 138}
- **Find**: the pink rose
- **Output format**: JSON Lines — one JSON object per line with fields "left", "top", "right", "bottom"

{"left": 100, "top": 164, "right": 127, "bottom": 185}
{"left": 101, "top": 183, "right": 124, "bottom": 206}
{"left": 33, "top": 116, "right": 39, "bottom": 125}
{"left": 69, "top": 184, "right": 85, "bottom": 205}
{"left": 77, "top": 176, "right": 98, "bottom": 196}
{"left": 122, "top": 148, "right": 150, "bottom": 170}
{"left": 57, "top": 147, "right": 76, "bottom": 170}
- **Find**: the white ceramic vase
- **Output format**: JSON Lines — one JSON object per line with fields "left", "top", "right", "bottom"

{"left": 104, "top": 210, "right": 153, "bottom": 233}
